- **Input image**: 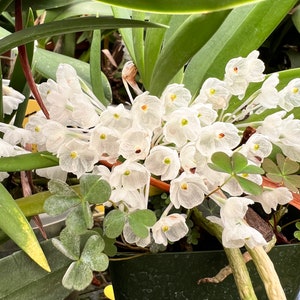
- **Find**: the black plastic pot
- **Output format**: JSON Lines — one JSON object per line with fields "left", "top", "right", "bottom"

{"left": 109, "top": 244, "right": 300, "bottom": 300}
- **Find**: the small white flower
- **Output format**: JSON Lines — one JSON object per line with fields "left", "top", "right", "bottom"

{"left": 2, "top": 84, "right": 25, "bottom": 115}
{"left": 189, "top": 103, "right": 218, "bottom": 126}
{"left": 152, "top": 213, "right": 188, "bottom": 246}
{"left": 99, "top": 104, "right": 132, "bottom": 134}
{"left": 0, "top": 123, "right": 32, "bottom": 146}
{"left": 224, "top": 50, "right": 265, "bottom": 99}
{"left": 144, "top": 145, "right": 180, "bottom": 181}
{"left": 196, "top": 122, "right": 240, "bottom": 156}
{"left": 170, "top": 172, "right": 206, "bottom": 209}
{"left": 89, "top": 125, "right": 120, "bottom": 164}
{"left": 118, "top": 128, "right": 151, "bottom": 161}
{"left": 161, "top": 83, "right": 191, "bottom": 117}
{"left": 240, "top": 133, "right": 272, "bottom": 165}
{"left": 195, "top": 77, "right": 231, "bottom": 110}
{"left": 249, "top": 187, "right": 293, "bottom": 214}
{"left": 279, "top": 78, "right": 300, "bottom": 111}
{"left": 163, "top": 107, "right": 201, "bottom": 148}
{"left": 57, "top": 139, "right": 98, "bottom": 177}
{"left": 131, "top": 92, "right": 163, "bottom": 131}
{"left": 109, "top": 161, "right": 150, "bottom": 191}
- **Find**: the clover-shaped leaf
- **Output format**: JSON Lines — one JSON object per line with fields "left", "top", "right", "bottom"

{"left": 81, "top": 235, "right": 109, "bottom": 272}
{"left": 62, "top": 260, "right": 93, "bottom": 291}
{"left": 52, "top": 227, "right": 81, "bottom": 260}
{"left": 66, "top": 206, "right": 90, "bottom": 235}
{"left": 103, "top": 209, "right": 126, "bottom": 238}
{"left": 48, "top": 179, "right": 78, "bottom": 196}
{"left": 128, "top": 209, "right": 157, "bottom": 238}
{"left": 208, "top": 152, "right": 232, "bottom": 173}
{"left": 80, "top": 174, "right": 111, "bottom": 204}
{"left": 234, "top": 175, "right": 263, "bottom": 195}
{"left": 294, "top": 222, "right": 300, "bottom": 241}
{"left": 44, "top": 194, "right": 81, "bottom": 216}
{"left": 92, "top": 228, "right": 117, "bottom": 257}
{"left": 263, "top": 154, "right": 300, "bottom": 193}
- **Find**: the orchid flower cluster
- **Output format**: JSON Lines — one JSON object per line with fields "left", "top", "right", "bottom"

{"left": 1, "top": 50, "right": 299, "bottom": 251}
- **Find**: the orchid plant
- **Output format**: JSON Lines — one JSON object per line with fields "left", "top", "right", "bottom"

{"left": 1, "top": 50, "right": 300, "bottom": 298}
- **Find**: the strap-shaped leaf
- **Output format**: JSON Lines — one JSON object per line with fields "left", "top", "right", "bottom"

{"left": 183, "top": 0, "right": 298, "bottom": 97}
{"left": 0, "top": 151, "right": 58, "bottom": 172}
{"left": 0, "top": 16, "right": 164, "bottom": 55}
{"left": 96, "top": 0, "right": 265, "bottom": 14}
{"left": 0, "top": 183, "right": 50, "bottom": 272}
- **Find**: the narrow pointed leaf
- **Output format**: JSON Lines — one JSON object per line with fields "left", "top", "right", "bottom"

{"left": 0, "top": 184, "right": 50, "bottom": 272}
{"left": 0, "top": 151, "right": 58, "bottom": 172}
{"left": 0, "top": 16, "right": 164, "bottom": 55}
{"left": 96, "top": 0, "right": 265, "bottom": 14}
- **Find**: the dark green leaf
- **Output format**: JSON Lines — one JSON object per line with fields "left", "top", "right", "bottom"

{"left": 96, "top": 0, "right": 265, "bottom": 14}
{"left": 0, "top": 16, "right": 164, "bottom": 55}
{"left": 66, "top": 206, "right": 89, "bottom": 234}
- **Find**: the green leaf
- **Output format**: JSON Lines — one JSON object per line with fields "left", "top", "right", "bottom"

{"left": 59, "top": 228, "right": 81, "bottom": 259}
{"left": 231, "top": 152, "right": 248, "bottom": 173}
{"left": 209, "top": 152, "right": 232, "bottom": 174}
{"left": 103, "top": 209, "right": 126, "bottom": 238}
{"left": 183, "top": 0, "right": 298, "bottom": 97}
{"left": 48, "top": 179, "right": 78, "bottom": 196}
{"left": 43, "top": 195, "right": 81, "bottom": 216}
{"left": 0, "top": 183, "right": 50, "bottom": 272}
{"left": 266, "top": 173, "right": 284, "bottom": 184}
{"left": 82, "top": 201, "right": 94, "bottom": 230}
{"left": 92, "top": 227, "right": 117, "bottom": 256}
{"left": 0, "top": 151, "right": 58, "bottom": 172}
{"left": 235, "top": 175, "right": 263, "bottom": 195}
{"left": 66, "top": 206, "right": 89, "bottom": 234}
{"left": 80, "top": 174, "right": 111, "bottom": 204}
{"left": 62, "top": 260, "right": 93, "bottom": 291}
{"left": 128, "top": 209, "right": 157, "bottom": 238}
{"left": 262, "top": 158, "right": 281, "bottom": 174}
{"left": 0, "top": 239, "right": 71, "bottom": 300}
{"left": 277, "top": 153, "right": 300, "bottom": 175}
{"left": 0, "top": 16, "right": 164, "bottom": 55}
{"left": 81, "top": 235, "right": 109, "bottom": 271}
{"left": 239, "top": 165, "right": 264, "bottom": 175}
{"left": 96, "top": 0, "right": 265, "bottom": 14}
{"left": 149, "top": 11, "right": 229, "bottom": 95}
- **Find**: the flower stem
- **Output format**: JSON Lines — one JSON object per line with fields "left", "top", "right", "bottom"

{"left": 191, "top": 208, "right": 258, "bottom": 300}
{"left": 246, "top": 246, "right": 287, "bottom": 300}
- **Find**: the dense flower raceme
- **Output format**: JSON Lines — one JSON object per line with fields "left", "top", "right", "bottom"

{"left": 1, "top": 50, "right": 299, "bottom": 249}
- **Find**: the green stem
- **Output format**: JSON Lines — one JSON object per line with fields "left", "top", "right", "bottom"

{"left": 191, "top": 208, "right": 257, "bottom": 300}
{"left": 246, "top": 246, "right": 286, "bottom": 300}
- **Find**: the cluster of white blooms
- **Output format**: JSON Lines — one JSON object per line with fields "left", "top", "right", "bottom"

{"left": 1, "top": 50, "right": 299, "bottom": 249}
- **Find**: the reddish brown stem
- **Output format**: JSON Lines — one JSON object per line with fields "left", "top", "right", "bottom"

{"left": 15, "top": 0, "right": 50, "bottom": 119}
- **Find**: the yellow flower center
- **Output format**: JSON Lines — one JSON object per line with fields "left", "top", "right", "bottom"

{"left": 70, "top": 151, "right": 78, "bottom": 159}
{"left": 170, "top": 94, "right": 177, "bottom": 101}
{"left": 241, "top": 173, "right": 249, "bottom": 178}
{"left": 162, "top": 225, "right": 169, "bottom": 232}
{"left": 164, "top": 157, "right": 171, "bottom": 165}
{"left": 34, "top": 126, "right": 40, "bottom": 133}
{"left": 124, "top": 170, "right": 131, "bottom": 176}
{"left": 181, "top": 183, "right": 188, "bottom": 190}
{"left": 181, "top": 118, "right": 188, "bottom": 126}
{"left": 292, "top": 87, "right": 299, "bottom": 94}
{"left": 209, "top": 88, "right": 216, "bottom": 95}
{"left": 113, "top": 113, "right": 120, "bottom": 119}
{"left": 100, "top": 133, "right": 106, "bottom": 140}
{"left": 253, "top": 144, "right": 260, "bottom": 151}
